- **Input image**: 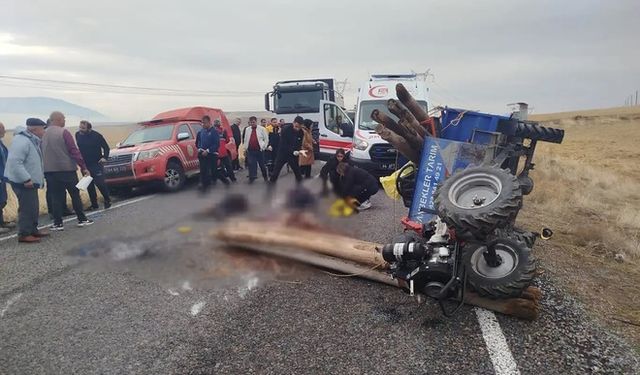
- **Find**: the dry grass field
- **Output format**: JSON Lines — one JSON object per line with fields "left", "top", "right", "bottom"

{"left": 524, "top": 107, "right": 640, "bottom": 348}
{"left": 3, "top": 124, "right": 137, "bottom": 221}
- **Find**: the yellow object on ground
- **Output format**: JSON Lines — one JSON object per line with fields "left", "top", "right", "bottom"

{"left": 177, "top": 226, "right": 193, "bottom": 234}
{"left": 328, "top": 198, "right": 359, "bottom": 217}
{"left": 379, "top": 162, "right": 415, "bottom": 200}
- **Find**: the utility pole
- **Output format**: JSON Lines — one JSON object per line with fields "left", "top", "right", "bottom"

{"left": 636, "top": 90, "right": 638, "bottom": 106}
{"left": 335, "top": 78, "right": 348, "bottom": 96}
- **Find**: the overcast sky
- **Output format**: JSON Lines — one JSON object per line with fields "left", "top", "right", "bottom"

{"left": 1, "top": 0, "right": 638, "bottom": 121}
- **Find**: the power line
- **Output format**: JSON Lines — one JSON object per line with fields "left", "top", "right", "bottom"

{"left": 0, "top": 80, "right": 260, "bottom": 98}
{"left": 0, "top": 75, "right": 263, "bottom": 96}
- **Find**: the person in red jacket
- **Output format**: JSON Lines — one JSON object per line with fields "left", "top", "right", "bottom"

{"left": 214, "top": 120, "right": 236, "bottom": 182}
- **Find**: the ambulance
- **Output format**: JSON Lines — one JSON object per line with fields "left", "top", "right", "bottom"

{"left": 350, "top": 73, "right": 429, "bottom": 176}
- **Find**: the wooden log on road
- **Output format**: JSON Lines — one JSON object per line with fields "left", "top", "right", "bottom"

{"left": 213, "top": 218, "right": 541, "bottom": 320}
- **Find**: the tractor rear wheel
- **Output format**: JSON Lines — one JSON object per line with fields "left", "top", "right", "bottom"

{"left": 434, "top": 166, "right": 522, "bottom": 239}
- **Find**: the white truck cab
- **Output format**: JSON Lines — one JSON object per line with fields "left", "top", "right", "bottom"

{"left": 265, "top": 79, "right": 354, "bottom": 160}
{"left": 350, "top": 73, "right": 429, "bottom": 176}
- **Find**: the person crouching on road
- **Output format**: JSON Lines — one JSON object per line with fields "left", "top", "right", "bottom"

{"left": 4, "top": 118, "right": 50, "bottom": 243}
{"left": 269, "top": 116, "right": 304, "bottom": 183}
{"left": 242, "top": 116, "right": 269, "bottom": 183}
{"left": 336, "top": 162, "right": 378, "bottom": 211}
{"left": 44, "top": 111, "right": 93, "bottom": 231}
{"left": 214, "top": 119, "right": 236, "bottom": 183}
{"left": 299, "top": 119, "right": 315, "bottom": 179}
{"left": 76, "top": 120, "right": 111, "bottom": 210}
{"left": 320, "top": 148, "right": 351, "bottom": 196}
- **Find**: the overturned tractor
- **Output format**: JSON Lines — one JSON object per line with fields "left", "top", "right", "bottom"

{"left": 375, "top": 83, "right": 563, "bottom": 314}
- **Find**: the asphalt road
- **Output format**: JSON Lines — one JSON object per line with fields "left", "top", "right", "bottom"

{"left": 0, "top": 170, "right": 638, "bottom": 374}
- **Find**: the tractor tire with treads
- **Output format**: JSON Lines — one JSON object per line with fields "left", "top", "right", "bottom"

{"left": 434, "top": 166, "right": 522, "bottom": 239}
{"left": 464, "top": 235, "right": 536, "bottom": 298}
{"left": 514, "top": 122, "right": 564, "bottom": 143}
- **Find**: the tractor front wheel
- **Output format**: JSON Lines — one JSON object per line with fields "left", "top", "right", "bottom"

{"left": 464, "top": 236, "right": 536, "bottom": 298}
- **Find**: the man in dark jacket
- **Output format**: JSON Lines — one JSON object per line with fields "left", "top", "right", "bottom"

{"left": 269, "top": 116, "right": 304, "bottom": 183}
{"left": 230, "top": 118, "right": 242, "bottom": 170}
{"left": 336, "top": 162, "right": 379, "bottom": 211}
{"left": 0, "top": 121, "right": 16, "bottom": 233}
{"left": 76, "top": 120, "right": 111, "bottom": 210}
{"left": 196, "top": 115, "right": 227, "bottom": 192}
{"left": 265, "top": 120, "right": 281, "bottom": 177}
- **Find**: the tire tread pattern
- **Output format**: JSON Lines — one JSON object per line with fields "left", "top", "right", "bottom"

{"left": 435, "top": 166, "right": 523, "bottom": 239}
{"left": 465, "top": 235, "right": 537, "bottom": 299}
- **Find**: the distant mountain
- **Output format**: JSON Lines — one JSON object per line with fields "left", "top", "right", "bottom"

{"left": 0, "top": 97, "right": 107, "bottom": 119}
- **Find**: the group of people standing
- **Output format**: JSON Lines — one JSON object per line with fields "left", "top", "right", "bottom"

{"left": 0, "top": 111, "right": 381, "bottom": 244}
{"left": 1, "top": 112, "right": 111, "bottom": 243}
{"left": 218, "top": 115, "right": 317, "bottom": 186}
{"left": 230, "top": 115, "right": 379, "bottom": 210}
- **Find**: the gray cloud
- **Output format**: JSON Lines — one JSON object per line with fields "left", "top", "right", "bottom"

{"left": 1, "top": 0, "right": 638, "bottom": 120}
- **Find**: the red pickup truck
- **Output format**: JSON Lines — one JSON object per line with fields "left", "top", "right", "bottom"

{"left": 105, "top": 106, "right": 233, "bottom": 193}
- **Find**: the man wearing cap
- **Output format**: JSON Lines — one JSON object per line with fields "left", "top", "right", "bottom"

{"left": 0, "top": 122, "right": 17, "bottom": 234}
{"left": 4, "top": 118, "right": 50, "bottom": 243}
{"left": 43, "top": 111, "right": 93, "bottom": 231}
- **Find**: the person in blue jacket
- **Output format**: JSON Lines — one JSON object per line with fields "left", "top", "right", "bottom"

{"left": 195, "top": 115, "right": 228, "bottom": 192}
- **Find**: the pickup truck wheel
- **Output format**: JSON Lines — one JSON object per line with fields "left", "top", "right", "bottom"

{"left": 164, "top": 161, "right": 185, "bottom": 192}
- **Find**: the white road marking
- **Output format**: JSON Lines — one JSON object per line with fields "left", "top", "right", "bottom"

{"left": 475, "top": 308, "right": 520, "bottom": 375}
{"left": 0, "top": 195, "right": 156, "bottom": 243}
{"left": 238, "top": 275, "right": 259, "bottom": 298}
{"left": 1, "top": 293, "right": 23, "bottom": 318}
{"left": 190, "top": 301, "right": 205, "bottom": 316}
{"left": 181, "top": 280, "right": 192, "bottom": 291}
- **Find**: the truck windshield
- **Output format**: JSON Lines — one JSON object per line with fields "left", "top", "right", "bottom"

{"left": 358, "top": 100, "right": 428, "bottom": 130}
{"left": 274, "top": 90, "right": 323, "bottom": 114}
{"left": 121, "top": 125, "right": 174, "bottom": 146}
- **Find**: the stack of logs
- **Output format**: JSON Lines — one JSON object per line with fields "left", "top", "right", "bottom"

{"left": 372, "top": 83, "right": 437, "bottom": 164}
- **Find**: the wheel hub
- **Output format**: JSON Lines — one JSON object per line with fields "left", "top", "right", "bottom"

{"left": 165, "top": 169, "right": 180, "bottom": 187}
{"left": 470, "top": 244, "right": 518, "bottom": 279}
{"left": 448, "top": 173, "right": 503, "bottom": 209}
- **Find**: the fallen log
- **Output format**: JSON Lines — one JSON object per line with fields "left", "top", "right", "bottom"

{"left": 213, "top": 219, "right": 541, "bottom": 320}
{"left": 214, "top": 218, "right": 386, "bottom": 267}
{"left": 375, "top": 124, "right": 421, "bottom": 164}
